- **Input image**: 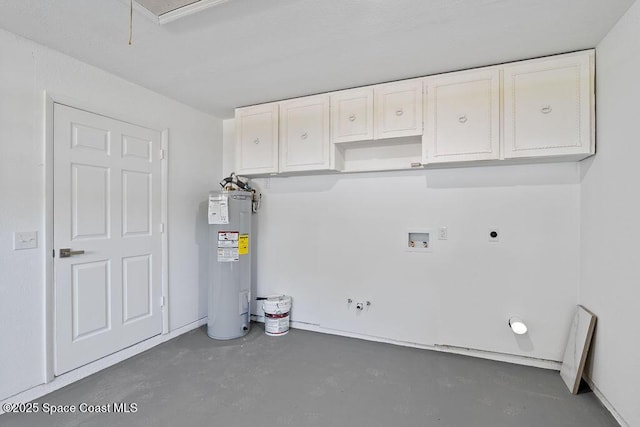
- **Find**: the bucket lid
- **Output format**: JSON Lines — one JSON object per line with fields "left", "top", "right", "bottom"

{"left": 262, "top": 295, "right": 292, "bottom": 314}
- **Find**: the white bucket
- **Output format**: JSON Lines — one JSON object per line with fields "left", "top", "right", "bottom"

{"left": 262, "top": 295, "right": 292, "bottom": 336}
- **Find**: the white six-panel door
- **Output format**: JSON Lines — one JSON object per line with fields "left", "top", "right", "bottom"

{"left": 53, "top": 104, "right": 162, "bottom": 375}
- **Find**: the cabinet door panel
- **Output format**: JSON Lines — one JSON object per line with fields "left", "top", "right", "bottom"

{"left": 235, "top": 104, "right": 278, "bottom": 175}
{"left": 424, "top": 69, "right": 499, "bottom": 163}
{"left": 280, "top": 95, "right": 330, "bottom": 171}
{"left": 331, "top": 88, "right": 374, "bottom": 143}
{"left": 503, "top": 53, "right": 593, "bottom": 158}
{"left": 374, "top": 80, "right": 423, "bottom": 139}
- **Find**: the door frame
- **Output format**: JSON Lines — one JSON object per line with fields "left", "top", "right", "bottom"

{"left": 43, "top": 91, "right": 169, "bottom": 382}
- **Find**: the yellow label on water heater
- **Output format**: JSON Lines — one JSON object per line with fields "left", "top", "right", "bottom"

{"left": 238, "top": 234, "right": 249, "bottom": 255}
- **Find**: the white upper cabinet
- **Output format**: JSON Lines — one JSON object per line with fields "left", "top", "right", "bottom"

{"left": 423, "top": 68, "right": 500, "bottom": 164}
{"left": 330, "top": 88, "right": 374, "bottom": 143}
{"left": 234, "top": 50, "right": 595, "bottom": 176}
{"left": 279, "top": 94, "right": 331, "bottom": 172}
{"left": 503, "top": 51, "right": 594, "bottom": 159}
{"left": 235, "top": 103, "right": 279, "bottom": 175}
{"left": 374, "top": 80, "right": 423, "bottom": 140}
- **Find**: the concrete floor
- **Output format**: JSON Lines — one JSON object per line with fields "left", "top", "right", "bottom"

{"left": 0, "top": 326, "right": 617, "bottom": 427}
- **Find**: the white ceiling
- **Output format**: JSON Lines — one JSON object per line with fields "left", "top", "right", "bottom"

{"left": 0, "top": 0, "right": 634, "bottom": 118}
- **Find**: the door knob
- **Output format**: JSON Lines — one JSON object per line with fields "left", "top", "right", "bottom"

{"left": 59, "top": 248, "right": 85, "bottom": 258}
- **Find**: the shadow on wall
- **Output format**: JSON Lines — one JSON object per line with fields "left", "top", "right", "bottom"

{"left": 250, "top": 211, "right": 260, "bottom": 315}
{"left": 579, "top": 155, "right": 595, "bottom": 181}
{"left": 251, "top": 162, "right": 581, "bottom": 196}
{"left": 196, "top": 201, "right": 210, "bottom": 318}
{"left": 425, "top": 162, "right": 581, "bottom": 189}
{"left": 513, "top": 332, "right": 534, "bottom": 352}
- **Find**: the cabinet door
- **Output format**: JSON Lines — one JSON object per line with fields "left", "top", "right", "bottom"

{"left": 503, "top": 52, "right": 594, "bottom": 158}
{"left": 374, "top": 80, "right": 423, "bottom": 139}
{"left": 235, "top": 104, "right": 279, "bottom": 175}
{"left": 279, "top": 95, "right": 330, "bottom": 172}
{"left": 423, "top": 68, "right": 500, "bottom": 164}
{"left": 331, "top": 88, "right": 374, "bottom": 143}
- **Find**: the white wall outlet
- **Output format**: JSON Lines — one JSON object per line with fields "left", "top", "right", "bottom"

{"left": 488, "top": 228, "right": 499, "bottom": 242}
{"left": 14, "top": 231, "right": 38, "bottom": 250}
{"left": 438, "top": 226, "right": 448, "bottom": 240}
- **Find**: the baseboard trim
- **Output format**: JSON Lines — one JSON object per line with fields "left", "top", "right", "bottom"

{"left": 430, "top": 343, "right": 561, "bottom": 370}
{"left": 583, "top": 375, "right": 628, "bottom": 427}
{"left": 251, "top": 315, "right": 561, "bottom": 371}
{"left": 0, "top": 318, "right": 207, "bottom": 412}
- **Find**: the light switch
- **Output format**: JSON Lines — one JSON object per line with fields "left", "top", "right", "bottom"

{"left": 14, "top": 231, "right": 38, "bottom": 250}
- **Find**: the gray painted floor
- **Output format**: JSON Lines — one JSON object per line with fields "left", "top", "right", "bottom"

{"left": 1, "top": 326, "right": 617, "bottom": 427}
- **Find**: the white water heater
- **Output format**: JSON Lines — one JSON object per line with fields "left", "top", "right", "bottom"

{"left": 207, "top": 190, "right": 253, "bottom": 339}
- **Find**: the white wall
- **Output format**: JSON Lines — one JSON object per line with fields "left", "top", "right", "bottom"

{"left": 224, "top": 122, "right": 581, "bottom": 362}
{"left": 0, "top": 29, "right": 221, "bottom": 401}
{"left": 581, "top": 1, "right": 640, "bottom": 425}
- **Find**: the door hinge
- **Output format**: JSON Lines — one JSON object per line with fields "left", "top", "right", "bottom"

{"left": 160, "top": 296, "right": 166, "bottom": 307}
{"left": 159, "top": 149, "right": 165, "bottom": 160}
{"left": 160, "top": 223, "right": 165, "bottom": 233}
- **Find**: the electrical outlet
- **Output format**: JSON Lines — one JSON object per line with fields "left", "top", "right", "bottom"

{"left": 438, "top": 226, "right": 448, "bottom": 240}
{"left": 488, "top": 228, "right": 499, "bottom": 242}
{"left": 14, "top": 231, "right": 38, "bottom": 250}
